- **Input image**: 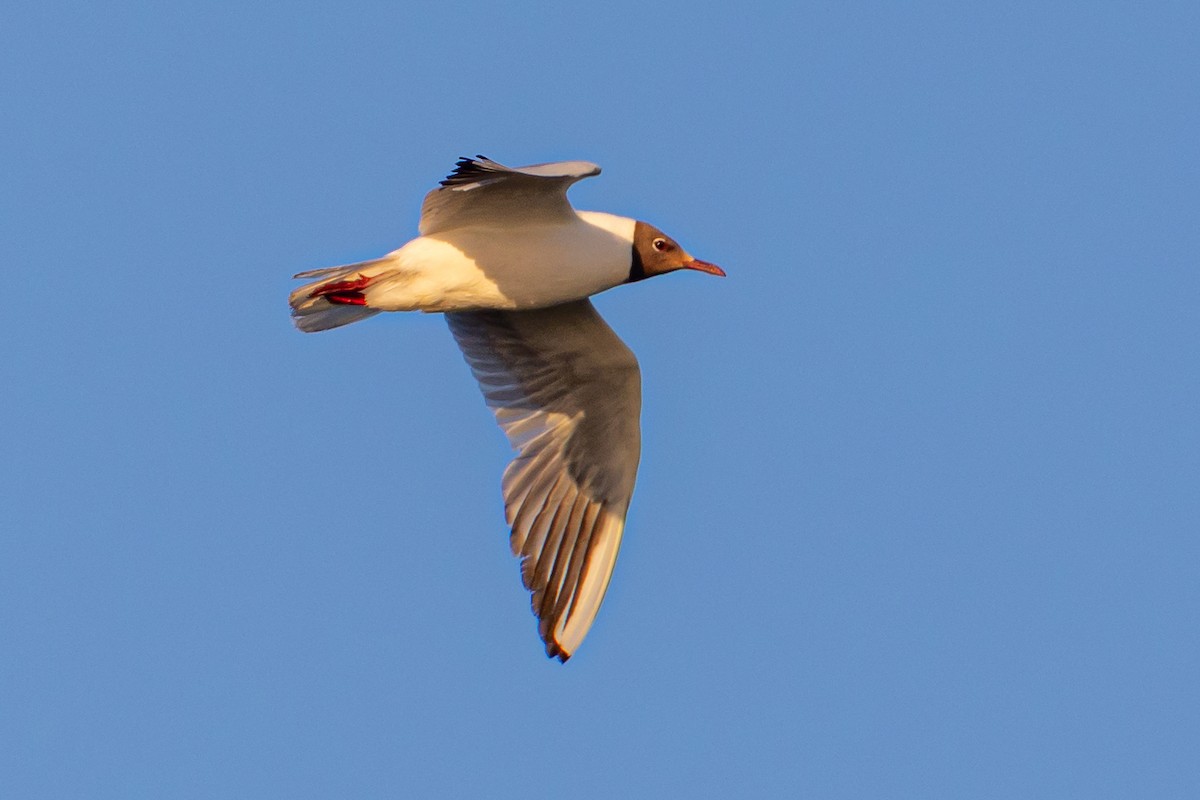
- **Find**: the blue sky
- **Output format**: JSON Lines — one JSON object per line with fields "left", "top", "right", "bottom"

{"left": 3, "top": 2, "right": 1198, "bottom": 797}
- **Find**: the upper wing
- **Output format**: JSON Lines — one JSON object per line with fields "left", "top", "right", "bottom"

{"left": 445, "top": 300, "right": 641, "bottom": 661}
{"left": 419, "top": 155, "right": 601, "bottom": 236}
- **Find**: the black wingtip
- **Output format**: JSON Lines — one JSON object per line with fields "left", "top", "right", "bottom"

{"left": 439, "top": 154, "right": 503, "bottom": 187}
{"left": 546, "top": 640, "right": 572, "bottom": 663}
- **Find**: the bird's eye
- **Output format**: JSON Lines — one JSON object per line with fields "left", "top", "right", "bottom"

{"left": 653, "top": 238, "right": 670, "bottom": 251}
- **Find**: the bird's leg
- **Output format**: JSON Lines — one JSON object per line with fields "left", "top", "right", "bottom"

{"left": 309, "top": 274, "right": 372, "bottom": 306}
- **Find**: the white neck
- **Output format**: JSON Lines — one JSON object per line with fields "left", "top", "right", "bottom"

{"left": 575, "top": 211, "right": 636, "bottom": 244}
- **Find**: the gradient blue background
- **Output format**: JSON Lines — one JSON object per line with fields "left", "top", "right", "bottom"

{"left": 3, "top": 2, "right": 1198, "bottom": 797}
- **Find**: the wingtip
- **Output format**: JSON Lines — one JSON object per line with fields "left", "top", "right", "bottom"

{"left": 440, "top": 154, "right": 503, "bottom": 187}
{"left": 546, "top": 640, "right": 572, "bottom": 663}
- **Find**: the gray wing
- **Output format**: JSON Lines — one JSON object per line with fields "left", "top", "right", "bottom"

{"left": 419, "top": 155, "right": 601, "bottom": 236}
{"left": 446, "top": 300, "right": 641, "bottom": 661}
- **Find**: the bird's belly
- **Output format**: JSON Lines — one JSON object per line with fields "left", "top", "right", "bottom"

{"left": 379, "top": 222, "right": 631, "bottom": 313}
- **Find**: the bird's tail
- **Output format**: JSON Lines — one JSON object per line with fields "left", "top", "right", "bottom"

{"left": 288, "top": 260, "right": 386, "bottom": 332}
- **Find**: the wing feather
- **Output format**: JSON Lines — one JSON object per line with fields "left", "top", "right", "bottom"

{"left": 446, "top": 300, "right": 641, "bottom": 661}
{"left": 420, "top": 155, "right": 601, "bottom": 236}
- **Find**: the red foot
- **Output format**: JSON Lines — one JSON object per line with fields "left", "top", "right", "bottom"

{"left": 309, "top": 274, "right": 371, "bottom": 306}
{"left": 324, "top": 291, "right": 367, "bottom": 305}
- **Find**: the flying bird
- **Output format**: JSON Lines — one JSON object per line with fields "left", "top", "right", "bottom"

{"left": 289, "top": 155, "right": 724, "bottom": 661}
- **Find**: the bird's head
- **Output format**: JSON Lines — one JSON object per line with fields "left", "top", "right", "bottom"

{"left": 629, "top": 221, "right": 725, "bottom": 282}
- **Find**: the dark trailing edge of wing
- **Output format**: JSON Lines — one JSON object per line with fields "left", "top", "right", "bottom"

{"left": 439, "top": 155, "right": 506, "bottom": 187}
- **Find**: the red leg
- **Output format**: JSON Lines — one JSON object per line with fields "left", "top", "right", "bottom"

{"left": 309, "top": 274, "right": 372, "bottom": 305}
{"left": 323, "top": 291, "right": 367, "bottom": 306}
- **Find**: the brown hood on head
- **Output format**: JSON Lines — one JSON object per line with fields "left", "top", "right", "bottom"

{"left": 628, "top": 220, "right": 725, "bottom": 282}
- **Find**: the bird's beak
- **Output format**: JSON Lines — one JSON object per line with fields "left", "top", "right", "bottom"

{"left": 683, "top": 258, "right": 726, "bottom": 277}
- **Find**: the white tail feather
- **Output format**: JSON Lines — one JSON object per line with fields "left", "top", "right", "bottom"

{"left": 289, "top": 260, "right": 386, "bottom": 333}
{"left": 291, "top": 302, "right": 380, "bottom": 332}
{"left": 292, "top": 257, "right": 384, "bottom": 280}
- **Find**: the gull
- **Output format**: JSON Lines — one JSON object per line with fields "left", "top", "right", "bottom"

{"left": 289, "top": 155, "right": 724, "bottom": 661}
